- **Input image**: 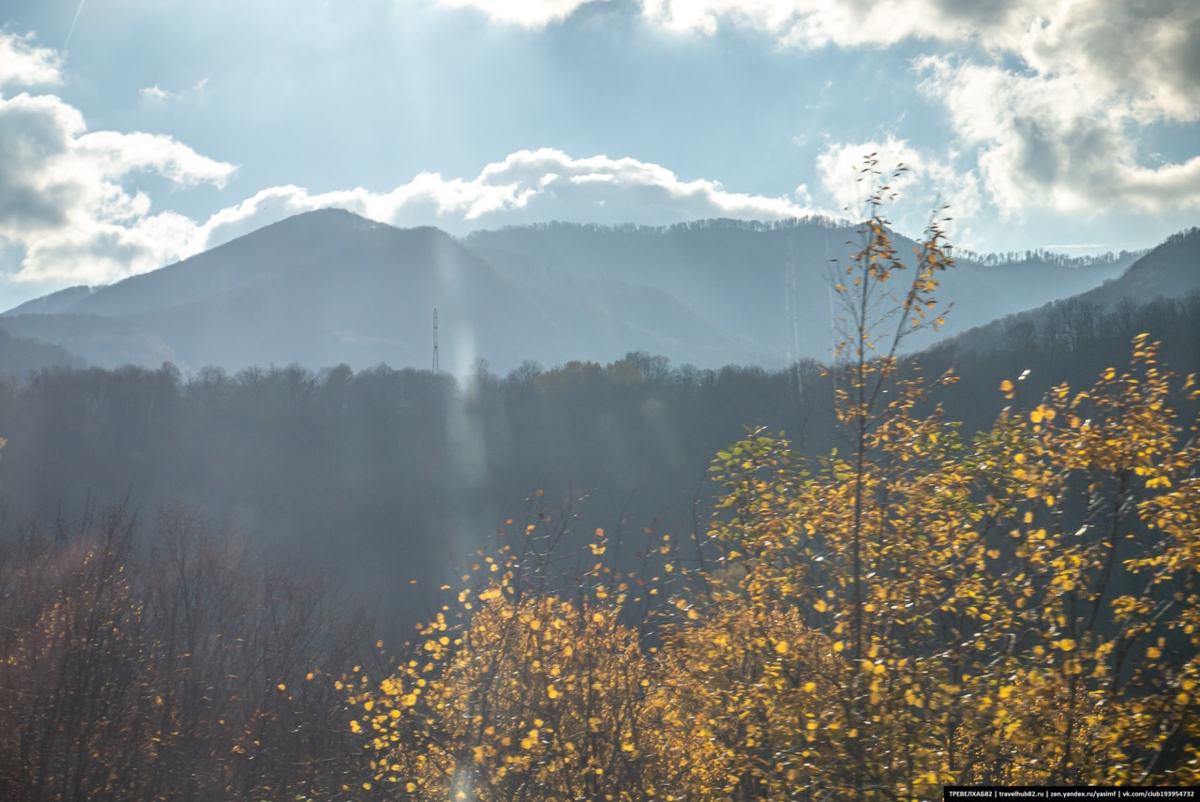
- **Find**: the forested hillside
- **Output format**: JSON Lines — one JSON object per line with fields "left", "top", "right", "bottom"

{"left": 339, "top": 217, "right": 1200, "bottom": 797}
{"left": 0, "top": 211, "right": 1143, "bottom": 375}
{"left": 2, "top": 212, "right": 1200, "bottom": 798}
{"left": 0, "top": 327, "right": 84, "bottom": 375}
{"left": 6, "top": 0, "right": 1200, "bottom": 793}
{"left": 0, "top": 283, "right": 1196, "bottom": 638}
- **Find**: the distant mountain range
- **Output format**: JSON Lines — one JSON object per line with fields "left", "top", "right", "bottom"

{"left": 0, "top": 209, "right": 1183, "bottom": 375}
{"left": 464, "top": 220, "right": 1140, "bottom": 363}
{"left": 937, "top": 227, "right": 1200, "bottom": 355}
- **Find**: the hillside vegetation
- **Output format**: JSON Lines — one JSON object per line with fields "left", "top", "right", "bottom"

{"left": 1, "top": 204, "right": 1199, "bottom": 799}
{"left": 342, "top": 209, "right": 1200, "bottom": 798}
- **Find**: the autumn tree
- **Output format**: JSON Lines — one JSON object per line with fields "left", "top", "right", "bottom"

{"left": 670, "top": 171, "right": 1200, "bottom": 795}
{"left": 0, "top": 504, "right": 376, "bottom": 801}
{"left": 348, "top": 174, "right": 1200, "bottom": 799}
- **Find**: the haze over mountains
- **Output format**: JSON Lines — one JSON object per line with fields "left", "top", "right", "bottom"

{"left": 0, "top": 208, "right": 1170, "bottom": 375}
{"left": 938, "top": 227, "right": 1200, "bottom": 356}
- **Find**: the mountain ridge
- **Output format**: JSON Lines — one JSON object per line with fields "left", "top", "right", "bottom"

{"left": 0, "top": 210, "right": 761, "bottom": 372}
{"left": 0, "top": 209, "right": 1188, "bottom": 375}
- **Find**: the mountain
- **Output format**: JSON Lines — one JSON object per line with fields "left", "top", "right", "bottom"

{"left": 0, "top": 210, "right": 758, "bottom": 373}
{"left": 937, "top": 227, "right": 1200, "bottom": 355}
{"left": 2, "top": 285, "right": 102, "bottom": 316}
{"left": 464, "top": 220, "right": 1138, "bottom": 359}
{"left": 0, "top": 210, "right": 1155, "bottom": 374}
{"left": 0, "top": 327, "right": 85, "bottom": 374}
{"left": 1083, "top": 227, "right": 1200, "bottom": 307}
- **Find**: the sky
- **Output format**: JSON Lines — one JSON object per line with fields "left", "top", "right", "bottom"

{"left": 1, "top": 0, "right": 1198, "bottom": 311}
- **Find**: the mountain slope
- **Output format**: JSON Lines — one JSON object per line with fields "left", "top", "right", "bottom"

{"left": 463, "top": 220, "right": 1136, "bottom": 359}
{"left": 2, "top": 285, "right": 101, "bottom": 316}
{"left": 0, "top": 327, "right": 85, "bottom": 374}
{"left": 937, "top": 227, "right": 1200, "bottom": 356}
{"left": 0, "top": 211, "right": 1169, "bottom": 374}
{"left": 0, "top": 210, "right": 758, "bottom": 372}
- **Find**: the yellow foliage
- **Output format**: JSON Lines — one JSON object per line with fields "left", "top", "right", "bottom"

{"left": 343, "top": 187, "right": 1200, "bottom": 798}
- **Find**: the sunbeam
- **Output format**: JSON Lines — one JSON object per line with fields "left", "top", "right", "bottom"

{"left": 63, "top": 0, "right": 88, "bottom": 51}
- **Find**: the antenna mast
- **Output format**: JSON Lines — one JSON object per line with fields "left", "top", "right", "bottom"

{"left": 432, "top": 308, "right": 439, "bottom": 374}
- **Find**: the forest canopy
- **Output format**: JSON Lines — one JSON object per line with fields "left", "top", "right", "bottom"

{"left": 342, "top": 204, "right": 1200, "bottom": 798}
{"left": 1, "top": 198, "right": 1199, "bottom": 800}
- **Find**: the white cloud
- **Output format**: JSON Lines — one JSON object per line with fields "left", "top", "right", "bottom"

{"left": 435, "top": 0, "right": 600, "bottom": 28}
{"left": 441, "top": 0, "right": 1035, "bottom": 45}
{"left": 638, "top": 0, "right": 1007, "bottom": 47}
{"left": 0, "top": 70, "right": 236, "bottom": 285}
{"left": 815, "top": 135, "right": 982, "bottom": 242}
{"left": 196, "top": 148, "right": 818, "bottom": 252}
{"left": 1011, "top": 1, "right": 1200, "bottom": 124}
{"left": 2, "top": 84, "right": 819, "bottom": 286}
{"left": 918, "top": 55, "right": 1200, "bottom": 216}
{"left": 139, "top": 84, "right": 174, "bottom": 101}
{"left": 0, "top": 31, "right": 62, "bottom": 88}
{"left": 0, "top": 32, "right": 818, "bottom": 289}
{"left": 642, "top": 1, "right": 1200, "bottom": 216}
{"left": 439, "top": 0, "right": 1200, "bottom": 218}
{"left": 635, "top": 1, "right": 1200, "bottom": 126}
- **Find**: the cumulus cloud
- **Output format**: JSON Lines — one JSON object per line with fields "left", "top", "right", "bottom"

{"left": 641, "top": 0, "right": 1200, "bottom": 216}
{"left": 635, "top": 1, "right": 1200, "bottom": 124}
{"left": 440, "top": 0, "right": 1022, "bottom": 44}
{"left": 917, "top": 53, "right": 1200, "bottom": 216}
{"left": 693, "top": 0, "right": 1200, "bottom": 216}
{"left": 435, "top": 0, "right": 601, "bottom": 28}
{"left": 0, "top": 31, "right": 62, "bottom": 88}
{"left": 2, "top": 60, "right": 817, "bottom": 286}
{"left": 638, "top": 0, "right": 1025, "bottom": 48}
{"left": 815, "top": 135, "right": 982, "bottom": 241}
{"left": 195, "top": 148, "right": 818, "bottom": 252}
{"left": 1010, "top": 2, "right": 1200, "bottom": 123}
{"left": 0, "top": 28, "right": 817, "bottom": 290}
{"left": 441, "top": 0, "right": 1200, "bottom": 217}
{"left": 11, "top": 142, "right": 817, "bottom": 286}
{"left": 0, "top": 33, "right": 237, "bottom": 285}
